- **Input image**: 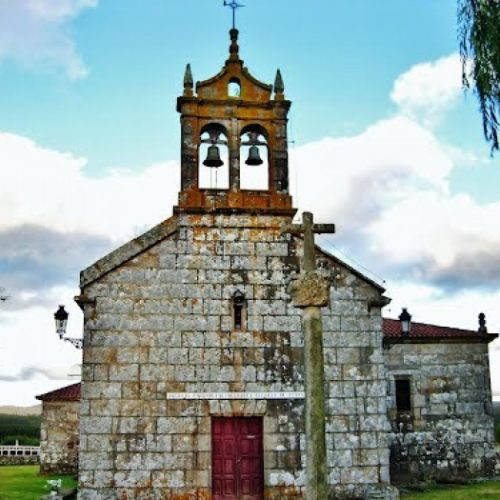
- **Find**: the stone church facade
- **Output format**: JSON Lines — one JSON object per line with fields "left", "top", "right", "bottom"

{"left": 70, "top": 30, "right": 497, "bottom": 499}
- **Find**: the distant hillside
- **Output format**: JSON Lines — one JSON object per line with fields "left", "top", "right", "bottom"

{"left": 0, "top": 405, "right": 41, "bottom": 416}
{"left": 0, "top": 414, "right": 41, "bottom": 445}
{"left": 494, "top": 401, "right": 500, "bottom": 417}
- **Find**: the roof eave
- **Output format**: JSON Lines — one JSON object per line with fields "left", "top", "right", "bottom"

{"left": 383, "top": 333, "right": 498, "bottom": 346}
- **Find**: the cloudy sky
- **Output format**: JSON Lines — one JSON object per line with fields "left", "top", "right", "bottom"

{"left": 0, "top": 0, "right": 499, "bottom": 406}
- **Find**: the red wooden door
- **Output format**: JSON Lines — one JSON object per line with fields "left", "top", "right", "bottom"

{"left": 212, "top": 417, "right": 263, "bottom": 500}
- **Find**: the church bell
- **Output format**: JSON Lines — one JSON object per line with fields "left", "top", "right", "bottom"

{"left": 245, "top": 145, "right": 263, "bottom": 166}
{"left": 203, "top": 144, "right": 224, "bottom": 168}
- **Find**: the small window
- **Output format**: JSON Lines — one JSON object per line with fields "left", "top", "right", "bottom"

{"left": 228, "top": 79, "right": 241, "bottom": 97}
{"left": 395, "top": 379, "right": 411, "bottom": 412}
{"left": 233, "top": 291, "right": 246, "bottom": 330}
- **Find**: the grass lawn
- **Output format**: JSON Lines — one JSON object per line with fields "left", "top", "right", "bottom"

{"left": 401, "top": 481, "right": 500, "bottom": 499}
{"left": 0, "top": 465, "right": 77, "bottom": 500}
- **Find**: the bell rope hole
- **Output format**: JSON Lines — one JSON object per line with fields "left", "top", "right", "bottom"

{"left": 199, "top": 124, "right": 229, "bottom": 189}
{"left": 240, "top": 125, "right": 268, "bottom": 190}
{"left": 233, "top": 290, "right": 246, "bottom": 331}
{"left": 228, "top": 77, "right": 241, "bottom": 97}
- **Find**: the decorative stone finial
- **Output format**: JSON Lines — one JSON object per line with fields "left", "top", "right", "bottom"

{"left": 274, "top": 69, "right": 285, "bottom": 97}
{"left": 183, "top": 64, "right": 193, "bottom": 96}
{"left": 229, "top": 29, "right": 240, "bottom": 61}
{"left": 478, "top": 312, "right": 488, "bottom": 334}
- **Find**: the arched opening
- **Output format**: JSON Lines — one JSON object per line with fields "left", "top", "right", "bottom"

{"left": 228, "top": 78, "right": 241, "bottom": 98}
{"left": 240, "top": 125, "right": 269, "bottom": 190}
{"left": 199, "top": 124, "right": 229, "bottom": 189}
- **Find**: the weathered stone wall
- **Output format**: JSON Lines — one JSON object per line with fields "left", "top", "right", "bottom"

{"left": 39, "top": 401, "right": 80, "bottom": 475}
{"left": 78, "top": 213, "right": 393, "bottom": 499}
{"left": 322, "top": 265, "right": 392, "bottom": 499}
{"left": 385, "top": 342, "right": 496, "bottom": 483}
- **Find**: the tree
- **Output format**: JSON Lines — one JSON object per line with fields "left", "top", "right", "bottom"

{"left": 458, "top": 0, "right": 500, "bottom": 154}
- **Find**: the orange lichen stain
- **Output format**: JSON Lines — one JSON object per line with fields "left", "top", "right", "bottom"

{"left": 105, "top": 349, "right": 118, "bottom": 364}
{"left": 177, "top": 188, "right": 294, "bottom": 213}
{"left": 169, "top": 490, "right": 211, "bottom": 500}
{"left": 264, "top": 486, "right": 304, "bottom": 499}
{"left": 192, "top": 226, "right": 206, "bottom": 239}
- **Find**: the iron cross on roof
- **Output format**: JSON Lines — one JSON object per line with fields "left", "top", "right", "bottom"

{"left": 224, "top": 0, "right": 245, "bottom": 30}
{"left": 283, "top": 212, "right": 336, "bottom": 272}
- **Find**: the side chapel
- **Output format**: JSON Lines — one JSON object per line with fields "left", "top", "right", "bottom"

{"left": 72, "top": 29, "right": 497, "bottom": 499}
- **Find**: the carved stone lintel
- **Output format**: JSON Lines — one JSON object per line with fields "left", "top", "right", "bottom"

{"left": 290, "top": 271, "right": 330, "bottom": 308}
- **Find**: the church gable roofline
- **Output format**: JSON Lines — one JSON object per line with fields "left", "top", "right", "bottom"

{"left": 314, "top": 242, "right": 387, "bottom": 294}
{"left": 80, "top": 217, "right": 177, "bottom": 288}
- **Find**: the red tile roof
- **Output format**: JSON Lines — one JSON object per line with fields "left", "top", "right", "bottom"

{"left": 36, "top": 382, "right": 81, "bottom": 402}
{"left": 383, "top": 318, "right": 497, "bottom": 341}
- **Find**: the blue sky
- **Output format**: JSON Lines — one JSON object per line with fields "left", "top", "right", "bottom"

{"left": 0, "top": 0, "right": 499, "bottom": 405}
{"left": 0, "top": 1, "right": 485, "bottom": 169}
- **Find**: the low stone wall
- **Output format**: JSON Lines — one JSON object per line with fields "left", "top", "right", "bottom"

{"left": 0, "top": 455, "right": 39, "bottom": 465}
{"left": 390, "top": 430, "right": 496, "bottom": 483}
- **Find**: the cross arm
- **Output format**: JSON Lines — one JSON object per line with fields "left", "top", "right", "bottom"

{"left": 281, "top": 223, "right": 336, "bottom": 235}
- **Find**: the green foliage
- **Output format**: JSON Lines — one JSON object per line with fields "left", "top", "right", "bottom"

{"left": 493, "top": 401, "right": 500, "bottom": 443}
{"left": 401, "top": 481, "right": 500, "bottom": 499}
{"left": 0, "top": 414, "right": 40, "bottom": 446}
{"left": 458, "top": 0, "right": 500, "bottom": 154}
{"left": 0, "top": 465, "right": 76, "bottom": 500}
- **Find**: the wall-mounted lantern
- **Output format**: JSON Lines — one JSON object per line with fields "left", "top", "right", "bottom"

{"left": 399, "top": 308, "right": 412, "bottom": 336}
{"left": 54, "top": 305, "right": 83, "bottom": 349}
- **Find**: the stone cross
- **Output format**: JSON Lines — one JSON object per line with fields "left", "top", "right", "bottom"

{"left": 283, "top": 211, "right": 335, "bottom": 500}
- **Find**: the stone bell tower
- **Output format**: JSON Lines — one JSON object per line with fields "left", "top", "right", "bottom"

{"left": 175, "top": 29, "right": 294, "bottom": 215}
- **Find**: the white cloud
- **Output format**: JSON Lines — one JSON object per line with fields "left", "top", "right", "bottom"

{"left": 0, "top": 132, "right": 178, "bottom": 241}
{"left": 291, "top": 121, "right": 500, "bottom": 293}
{"left": 390, "top": 54, "right": 463, "bottom": 126}
{"left": 291, "top": 115, "right": 452, "bottom": 223}
{"left": 0, "top": 0, "right": 97, "bottom": 79}
{"left": 369, "top": 190, "right": 500, "bottom": 277}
